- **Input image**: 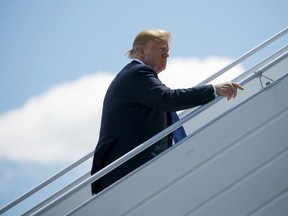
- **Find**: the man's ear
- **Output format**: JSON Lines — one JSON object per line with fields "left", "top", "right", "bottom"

{"left": 137, "top": 47, "right": 145, "bottom": 58}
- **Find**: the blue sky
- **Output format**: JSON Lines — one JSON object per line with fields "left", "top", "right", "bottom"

{"left": 0, "top": 0, "right": 287, "bottom": 215}
{"left": 1, "top": 0, "right": 287, "bottom": 114}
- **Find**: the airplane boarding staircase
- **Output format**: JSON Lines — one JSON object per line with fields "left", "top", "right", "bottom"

{"left": 1, "top": 27, "right": 288, "bottom": 216}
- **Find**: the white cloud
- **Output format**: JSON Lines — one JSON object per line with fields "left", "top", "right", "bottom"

{"left": 0, "top": 73, "right": 113, "bottom": 164}
{"left": 0, "top": 57, "right": 245, "bottom": 165}
{"left": 159, "top": 56, "right": 245, "bottom": 88}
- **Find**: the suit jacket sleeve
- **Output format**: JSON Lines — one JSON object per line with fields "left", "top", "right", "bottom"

{"left": 128, "top": 64, "right": 215, "bottom": 111}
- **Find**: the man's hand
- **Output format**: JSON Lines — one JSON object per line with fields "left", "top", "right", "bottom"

{"left": 214, "top": 82, "right": 244, "bottom": 100}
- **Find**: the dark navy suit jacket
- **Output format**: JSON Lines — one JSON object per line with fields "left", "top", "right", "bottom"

{"left": 91, "top": 60, "right": 215, "bottom": 194}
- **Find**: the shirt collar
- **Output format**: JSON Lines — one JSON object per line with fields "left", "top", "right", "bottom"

{"left": 134, "top": 59, "right": 145, "bottom": 65}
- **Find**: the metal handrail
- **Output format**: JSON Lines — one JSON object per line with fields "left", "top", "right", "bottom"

{"left": 23, "top": 172, "right": 91, "bottom": 216}
{"left": 0, "top": 151, "right": 93, "bottom": 215}
{"left": 197, "top": 27, "right": 288, "bottom": 86}
{"left": 33, "top": 51, "right": 288, "bottom": 215}
{"left": 1, "top": 27, "right": 287, "bottom": 215}
{"left": 179, "top": 44, "right": 288, "bottom": 118}
{"left": 232, "top": 45, "right": 288, "bottom": 82}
